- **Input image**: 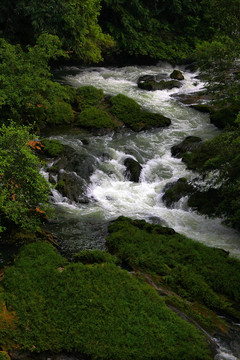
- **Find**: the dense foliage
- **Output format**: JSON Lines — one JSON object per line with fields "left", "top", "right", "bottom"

{"left": 0, "top": 124, "right": 51, "bottom": 233}
{"left": 182, "top": 125, "right": 240, "bottom": 230}
{"left": 0, "top": 241, "right": 212, "bottom": 360}
{"left": 0, "top": 35, "right": 76, "bottom": 128}
{"left": 99, "top": 0, "right": 240, "bottom": 61}
{"left": 0, "top": 0, "right": 113, "bottom": 62}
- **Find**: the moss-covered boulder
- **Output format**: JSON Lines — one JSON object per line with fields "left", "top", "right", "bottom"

{"left": 210, "top": 106, "right": 239, "bottom": 129}
{"left": 188, "top": 188, "right": 222, "bottom": 217}
{"left": 76, "top": 106, "right": 118, "bottom": 129}
{"left": 109, "top": 94, "right": 171, "bottom": 131}
{"left": 171, "top": 136, "right": 202, "bottom": 158}
{"left": 162, "top": 178, "right": 195, "bottom": 207}
{"left": 41, "top": 139, "right": 65, "bottom": 158}
{"left": 124, "top": 158, "right": 142, "bottom": 182}
{"left": 0, "top": 242, "right": 213, "bottom": 360}
{"left": 47, "top": 101, "right": 74, "bottom": 124}
{"left": 75, "top": 85, "right": 104, "bottom": 110}
{"left": 170, "top": 70, "right": 184, "bottom": 80}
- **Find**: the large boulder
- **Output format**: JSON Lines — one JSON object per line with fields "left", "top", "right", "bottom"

{"left": 124, "top": 158, "right": 142, "bottom": 182}
{"left": 162, "top": 178, "right": 195, "bottom": 207}
{"left": 48, "top": 146, "right": 96, "bottom": 202}
{"left": 137, "top": 75, "right": 182, "bottom": 91}
{"left": 171, "top": 136, "right": 202, "bottom": 158}
{"left": 170, "top": 70, "right": 184, "bottom": 80}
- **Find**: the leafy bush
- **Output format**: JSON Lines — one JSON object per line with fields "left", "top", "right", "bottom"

{"left": 76, "top": 106, "right": 118, "bottom": 129}
{"left": 41, "top": 139, "right": 65, "bottom": 157}
{"left": 0, "top": 242, "right": 212, "bottom": 359}
{"left": 0, "top": 123, "right": 51, "bottom": 232}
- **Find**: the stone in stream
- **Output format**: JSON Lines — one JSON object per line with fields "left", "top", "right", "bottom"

{"left": 171, "top": 136, "right": 202, "bottom": 158}
{"left": 124, "top": 158, "right": 142, "bottom": 182}
{"left": 48, "top": 145, "right": 95, "bottom": 203}
{"left": 162, "top": 178, "right": 195, "bottom": 208}
{"left": 137, "top": 75, "right": 182, "bottom": 91}
{"left": 170, "top": 70, "right": 184, "bottom": 80}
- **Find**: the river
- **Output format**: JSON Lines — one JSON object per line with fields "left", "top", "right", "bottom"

{"left": 44, "top": 63, "right": 240, "bottom": 360}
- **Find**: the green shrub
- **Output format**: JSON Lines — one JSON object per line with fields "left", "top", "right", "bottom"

{"left": 0, "top": 242, "right": 212, "bottom": 359}
{"left": 41, "top": 139, "right": 65, "bottom": 157}
{"left": 76, "top": 106, "right": 117, "bottom": 129}
{"left": 75, "top": 86, "right": 104, "bottom": 110}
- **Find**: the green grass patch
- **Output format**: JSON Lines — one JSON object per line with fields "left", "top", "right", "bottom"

{"left": 0, "top": 242, "right": 212, "bottom": 360}
{"left": 107, "top": 217, "right": 240, "bottom": 317}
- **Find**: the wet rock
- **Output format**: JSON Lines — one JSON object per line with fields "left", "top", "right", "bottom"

{"left": 162, "top": 178, "right": 195, "bottom": 208}
{"left": 170, "top": 70, "right": 184, "bottom": 80}
{"left": 171, "top": 136, "right": 202, "bottom": 158}
{"left": 56, "top": 171, "right": 88, "bottom": 203}
{"left": 138, "top": 77, "right": 182, "bottom": 91}
{"left": 188, "top": 188, "right": 222, "bottom": 217}
{"left": 50, "top": 147, "right": 95, "bottom": 180}
{"left": 171, "top": 91, "right": 211, "bottom": 105}
{"left": 191, "top": 104, "right": 212, "bottom": 113}
{"left": 48, "top": 146, "right": 95, "bottom": 203}
{"left": 124, "top": 158, "right": 142, "bottom": 182}
{"left": 81, "top": 138, "right": 89, "bottom": 146}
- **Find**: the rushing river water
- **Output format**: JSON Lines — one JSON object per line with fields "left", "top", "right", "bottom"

{"left": 49, "top": 63, "right": 240, "bottom": 258}
{"left": 46, "top": 63, "right": 240, "bottom": 360}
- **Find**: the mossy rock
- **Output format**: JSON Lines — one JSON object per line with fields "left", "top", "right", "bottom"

{"left": 41, "top": 139, "right": 65, "bottom": 157}
{"left": 170, "top": 70, "right": 184, "bottom": 80}
{"left": 76, "top": 106, "right": 118, "bottom": 129}
{"left": 138, "top": 79, "right": 182, "bottom": 91}
{"left": 0, "top": 242, "right": 212, "bottom": 360}
{"left": 210, "top": 107, "right": 239, "bottom": 129}
{"left": 75, "top": 85, "right": 104, "bottom": 110}
{"left": 188, "top": 188, "right": 222, "bottom": 216}
{"left": 191, "top": 104, "right": 212, "bottom": 113}
{"left": 171, "top": 136, "right": 202, "bottom": 158}
{"left": 162, "top": 178, "right": 195, "bottom": 207}
{"left": 47, "top": 101, "right": 74, "bottom": 124}
{"left": 109, "top": 94, "right": 171, "bottom": 131}
{"left": 124, "top": 158, "right": 142, "bottom": 182}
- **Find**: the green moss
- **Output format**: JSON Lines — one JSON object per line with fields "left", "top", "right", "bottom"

{"left": 109, "top": 94, "right": 171, "bottom": 131}
{"left": 47, "top": 101, "right": 74, "bottom": 124}
{"left": 107, "top": 217, "right": 240, "bottom": 316}
{"left": 0, "top": 352, "right": 10, "bottom": 360}
{"left": 41, "top": 139, "right": 65, "bottom": 157}
{"left": 0, "top": 242, "right": 212, "bottom": 359}
{"left": 76, "top": 106, "right": 118, "bottom": 129}
{"left": 73, "top": 250, "right": 119, "bottom": 265}
{"left": 75, "top": 86, "right": 104, "bottom": 110}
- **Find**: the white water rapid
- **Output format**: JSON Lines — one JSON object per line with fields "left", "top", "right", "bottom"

{"left": 51, "top": 63, "right": 240, "bottom": 257}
